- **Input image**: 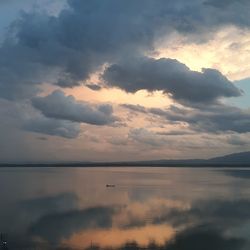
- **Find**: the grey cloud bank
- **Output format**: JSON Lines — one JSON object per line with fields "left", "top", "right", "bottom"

{"left": 157, "top": 105, "right": 250, "bottom": 134}
{"left": 123, "top": 103, "right": 250, "bottom": 134}
{"left": 23, "top": 116, "right": 81, "bottom": 139}
{"left": 103, "top": 57, "right": 242, "bottom": 105}
{"left": 32, "top": 90, "right": 117, "bottom": 125}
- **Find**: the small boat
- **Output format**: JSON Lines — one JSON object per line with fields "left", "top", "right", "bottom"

{"left": 106, "top": 184, "right": 115, "bottom": 187}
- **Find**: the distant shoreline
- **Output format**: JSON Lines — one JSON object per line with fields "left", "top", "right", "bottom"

{"left": 1, "top": 163, "right": 250, "bottom": 168}
{"left": 2, "top": 151, "right": 250, "bottom": 167}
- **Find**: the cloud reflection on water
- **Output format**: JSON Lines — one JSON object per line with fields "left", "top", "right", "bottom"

{"left": 26, "top": 197, "right": 250, "bottom": 250}
{"left": 1, "top": 167, "right": 250, "bottom": 250}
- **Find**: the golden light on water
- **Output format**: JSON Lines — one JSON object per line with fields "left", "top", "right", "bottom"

{"left": 62, "top": 225, "right": 175, "bottom": 249}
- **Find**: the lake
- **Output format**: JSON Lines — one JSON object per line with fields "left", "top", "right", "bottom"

{"left": 0, "top": 167, "right": 250, "bottom": 249}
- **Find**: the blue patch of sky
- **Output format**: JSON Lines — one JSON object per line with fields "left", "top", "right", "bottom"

{"left": 227, "top": 78, "right": 250, "bottom": 109}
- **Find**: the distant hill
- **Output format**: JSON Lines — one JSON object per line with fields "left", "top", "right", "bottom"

{"left": 144, "top": 151, "right": 250, "bottom": 166}
{"left": 207, "top": 151, "right": 250, "bottom": 165}
{"left": 115, "top": 151, "right": 250, "bottom": 166}
{"left": 1, "top": 151, "right": 250, "bottom": 167}
{"left": 148, "top": 151, "right": 250, "bottom": 166}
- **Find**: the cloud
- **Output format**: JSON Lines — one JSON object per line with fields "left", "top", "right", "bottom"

{"left": 226, "top": 134, "right": 250, "bottom": 146}
{"left": 0, "top": 0, "right": 164, "bottom": 98}
{"left": 121, "top": 104, "right": 148, "bottom": 114}
{"left": 158, "top": 105, "right": 250, "bottom": 134}
{"left": 1, "top": 0, "right": 250, "bottom": 159}
{"left": 204, "top": 0, "right": 248, "bottom": 8}
{"left": 23, "top": 115, "right": 81, "bottom": 138}
{"left": 36, "top": 136, "right": 48, "bottom": 141}
{"left": 129, "top": 128, "right": 168, "bottom": 147}
{"left": 86, "top": 83, "right": 102, "bottom": 91}
{"left": 103, "top": 57, "right": 241, "bottom": 105}
{"left": 1, "top": 0, "right": 250, "bottom": 100}
{"left": 107, "top": 136, "right": 128, "bottom": 146}
{"left": 0, "top": 98, "right": 81, "bottom": 139}
{"left": 128, "top": 128, "right": 212, "bottom": 150}
{"left": 156, "top": 131, "right": 195, "bottom": 136}
{"left": 32, "top": 90, "right": 117, "bottom": 125}
{"left": 123, "top": 103, "right": 250, "bottom": 134}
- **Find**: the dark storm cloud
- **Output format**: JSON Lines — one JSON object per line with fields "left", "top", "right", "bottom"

{"left": 32, "top": 90, "right": 117, "bottom": 125}
{"left": 0, "top": 0, "right": 164, "bottom": 98}
{"left": 1, "top": 0, "right": 250, "bottom": 100}
{"left": 103, "top": 57, "right": 242, "bottom": 105}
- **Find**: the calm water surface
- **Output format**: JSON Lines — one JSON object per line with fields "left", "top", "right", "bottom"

{"left": 0, "top": 167, "right": 250, "bottom": 249}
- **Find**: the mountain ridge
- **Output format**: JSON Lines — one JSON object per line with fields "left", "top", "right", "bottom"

{"left": 1, "top": 151, "right": 250, "bottom": 167}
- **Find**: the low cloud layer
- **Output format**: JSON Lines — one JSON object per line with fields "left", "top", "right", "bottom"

{"left": 23, "top": 115, "right": 81, "bottom": 139}
{"left": 123, "top": 103, "right": 250, "bottom": 134}
{"left": 153, "top": 105, "right": 250, "bottom": 134}
{"left": 32, "top": 90, "right": 117, "bottom": 126}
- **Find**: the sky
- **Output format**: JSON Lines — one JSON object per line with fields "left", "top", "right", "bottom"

{"left": 1, "top": 0, "right": 250, "bottom": 163}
